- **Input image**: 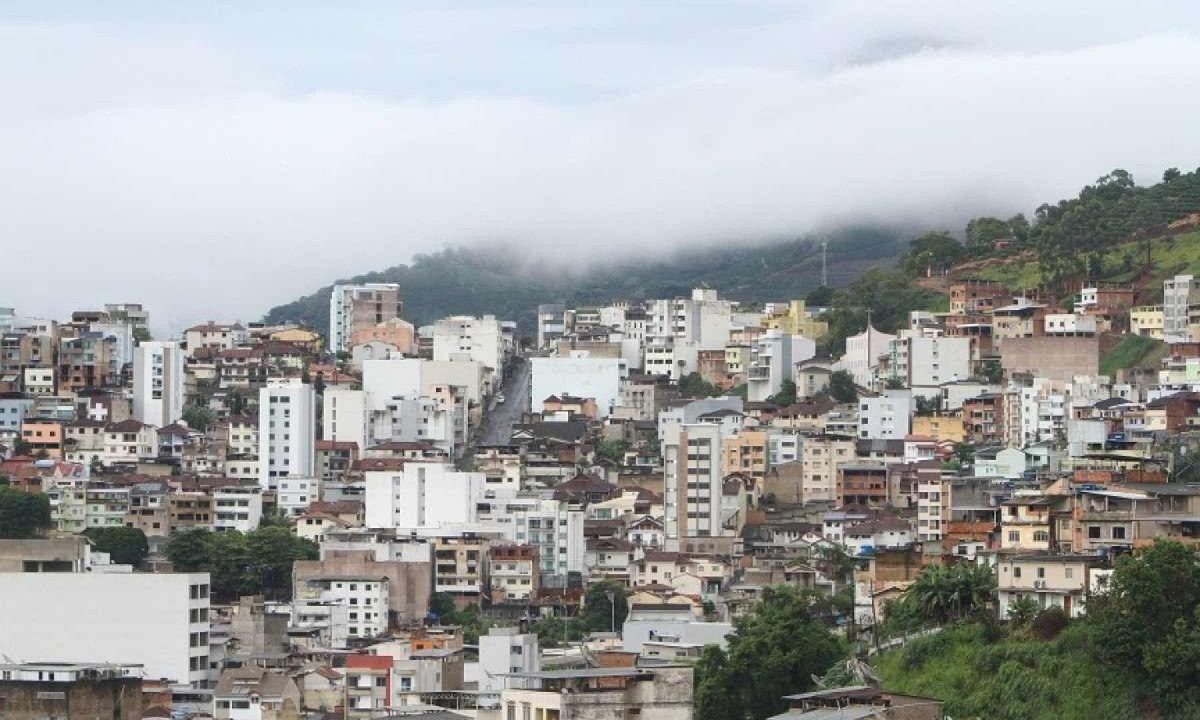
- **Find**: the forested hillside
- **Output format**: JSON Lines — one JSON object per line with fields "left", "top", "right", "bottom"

{"left": 263, "top": 226, "right": 912, "bottom": 334}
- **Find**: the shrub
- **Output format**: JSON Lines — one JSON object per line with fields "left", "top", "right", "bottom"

{"left": 1031, "top": 607, "right": 1069, "bottom": 641}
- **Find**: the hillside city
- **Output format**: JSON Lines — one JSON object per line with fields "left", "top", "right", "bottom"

{"left": 4, "top": 245, "right": 1200, "bottom": 719}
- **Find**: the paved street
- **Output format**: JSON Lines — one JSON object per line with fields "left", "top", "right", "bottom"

{"left": 478, "top": 357, "right": 531, "bottom": 445}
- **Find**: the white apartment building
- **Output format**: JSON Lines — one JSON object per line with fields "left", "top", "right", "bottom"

{"left": 278, "top": 476, "right": 319, "bottom": 516}
{"left": 213, "top": 485, "right": 264, "bottom": 532}
{"left": 364, "top": 464, "right": 486, "bottom": 529}
{"left": 510, "top": 499, "right": 585, "bottom": 576}
{"left": 133, "top": 341, "right": 185, "bottom": 427}
{"left": 258, "top": 380, "right": 316, "bottom": 491}
{"left": 536, "top": 304, "right": 566, "bottom": 349}
{"left": 886, "top": 336, "right": 971, "bottom": 390}
{"left": 0, "top": 572, "right": 212, "bottom": 685}
{"left": 1163, "top": 274, "right": 1200, "bottom": 343}
{"left": 23, "top": 366, "right": 55, "bottom": 395}
{"left": 768, "top": 431, "right": 801, "bottom": 466}
{"left": 479, "top": 627, "right": 540, "bottom": 692}
{"left": 530, "top": 356, "right": 623, "bottom": 418}
{"left": 329, "top": 283, "right": 403, "bottom": 355}
{"left": 430, "top": 315, "right": 506, "bottom": 384}
{"left": 322, "top": 387, "right": 368, "bottom": 453}
{"left": 746, "top": 330, "right": 816, "bottom": 402}
{"left": 662, "top": 422, "right": 724, "bottom": 551}
{"left": 858, "top": 391, "right": 912, "bottom": 440}
{"left": 292, "top": 576, "right": 389, "bottom": 648}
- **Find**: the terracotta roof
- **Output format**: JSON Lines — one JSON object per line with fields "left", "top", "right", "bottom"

{"left": 158, "top": 423, "right": 192, "bottom": 436}
{"left": 105, "top": 419, "right": 148, "bottom": 433}
{"left": 845, "top": 517, "right": 912, "bottom": 535}
{"left": 306, "top": 500, "right": 362, "bottom": 517}
{"left": 352, "top": 458, "right": 407, "bottom": 472}
{"left": 186, "top": 322, "right": 244, "bottom": 333}
{"left": 641, "top": 550, "right": 684, "bottom": 563}
{"left": 315, "top": 440, "right": 358, "bottom": 451}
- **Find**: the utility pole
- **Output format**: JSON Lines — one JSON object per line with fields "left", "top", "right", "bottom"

{"left": 606, "top": 591, "right": 615, "bottom": 634}
{"left": 821, "top": 239, "right": 829, "bottom": 287}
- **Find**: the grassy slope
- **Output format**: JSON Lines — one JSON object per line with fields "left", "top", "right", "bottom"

{"left": 963, "top": 230, "right": 1200, "bottom": 297}
{"left": 1100, "top": 335, "right": 1169, "bottom": 377}
{"left": 873, "top": 624, "right": 1151, "bottom": 720}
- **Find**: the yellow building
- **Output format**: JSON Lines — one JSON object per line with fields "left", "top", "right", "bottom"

{"left": 1130, "top": 305, "right": 1164, "bottom": 339}
{"left": 763, "top": 300, "right": 828, "bottom": 340}
{"left": 722, "top": 430, "right": 769, "bottom": 484}
{"left": 724, "top": 345, "right": 750, "bottom": 377}
{"left": 269, "top": 327, "right": 324, "bottom": 355}
{"left": 911, "top": 414, "right": 966, "bottom": 444}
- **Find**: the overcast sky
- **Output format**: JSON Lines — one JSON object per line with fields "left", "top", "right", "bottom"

{"left": 4, "top": 2, "right": 1200, "bottom": 334}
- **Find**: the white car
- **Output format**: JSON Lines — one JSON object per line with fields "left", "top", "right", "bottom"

{"left": 496, "top": 394, "right": 506, "bottom": 404}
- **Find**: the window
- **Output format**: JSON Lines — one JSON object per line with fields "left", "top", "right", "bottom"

{"left": 1008, "top": 530, "right": 1019, "bottom": 542}
{"left": 1013, "top": 567, "right": 1022, "bottom": 578}
{"left": 1037, "top": 567, "right": 1045, "bottom": 579}
{"left": 1112, "top": 526, "right": 1127, "bottom": 540}
{"left": 1088, "top": 526, "right": 1101, "bottom": 539}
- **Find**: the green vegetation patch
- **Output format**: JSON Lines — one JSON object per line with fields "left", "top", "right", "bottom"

{"left": 1100, "top": 334, "right": 1168, "bottom": 377}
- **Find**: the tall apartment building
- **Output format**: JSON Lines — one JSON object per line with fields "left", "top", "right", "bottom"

{"left": 1163, "top": 274, "right": 1200, "bottom": 343}
{"left": 363, "top": 464, "right": 486, "bottom": 529}
{"left": 885, "top": 336, "right": 972, "bottom": 389}
{"left": 662, "top": 422, "right": 724, "bottom": 551}
{"left": 133, "top": 341, "right": 185, "bottom": 427}
{"left": 0, "top": 572, "right": 213, "bottom": 685}
{"left": 329, "top": 283, "right": 403, "bottom": 355}
{"left": 258, "top": 379, "right": 316, "bottom": 491}
{"left": 746, "top": 330, "right": 816, "bottom": 402}
{"left": 479, "top": 627, "right": 540, "bottom": 692}
{"left": 800, "top": 436, "right": 855, "bottom": 503}
{"left": 858, "top": 391, "right": 913, "bottom": 440}
{"left": 536, "top": 304, "right": 566, "bottom": 349}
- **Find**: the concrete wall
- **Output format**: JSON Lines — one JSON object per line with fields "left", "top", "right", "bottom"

{"left": 531, "top": 357, "right": 622, "bottom": 418}
{"left": 0, "top": 677, "right": 144, "bottom": 720}
{"left": 999, "top": 335, "right": 1120, "bottom": 388}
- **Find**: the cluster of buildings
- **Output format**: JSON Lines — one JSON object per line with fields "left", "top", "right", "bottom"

{"left": 7, "top": 273, "right": 1200, "bottom": 720}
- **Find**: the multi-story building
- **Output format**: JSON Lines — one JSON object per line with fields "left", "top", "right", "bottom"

{"left": 836, "top": 324, "right": 896, "bottom": 388}
{"left": 746, "top": 330, "right": 815, "bottom": 402}
{"left": 536, "top": 304, "right": 566, "bottom": 349}
{"left": 322, "top": 387, "right": 369, "bottom": 453}
{"left": 102, "top": 419, "right": 158, "bottom": 467}
{"left": 662, "top": 422, "right": 724, "bottom": 551}
{"left": 184, "top": 322, "right": 248, "bottom": 357}
{"left": 330, "top": 283, "right": 403, "bottom": 355}
{"left": 22, "top": 366, "right": 56, "bottom": 395}
{"left": 0, "top": 662, "right": 143, "bottom": 720}
{"left": 277, "top": 475, "right": 319, "bottom": 517}
{"left": 837, "top": 463, "right": 889, "bottom": 508}
{"left": 949, "top": 280, "right": 1009, "bottom": 315}
{"left": 1163, "top": 274, "right": 1200, "bottom": 343}
{"left": 799, "top": 435, "right": 854, "bottom": 504}
{"left": 170, "top": 491, "right": 214, "bottom": 530}
{"left": 342, "top": 655, "right": 393, "bottom": 720}
{"left": 1130, "top": 305, "right": 1165, "bottom": 339}
{"left": 430, "top": 315, "right": 507, "bottom": 384}
{"left": 479, "top": 627, "right": 540, "bottom": 693}
{"left": 0, "top": 572, "right": 213, "bottom": 685}
{"left": 133, "top": 341, "right": 185, "bottom": 427}
{"left": 886, "top": 336, "right": 972, "bottom": 389}
{"left": 258, "top": 379, "right": 316, "bottom": 491}
{"left": 58, "top": 332, "right": 119, "bottom": 394}
{"left": 488, "top": 544, "right": 539, "bottom": 603}
{"left": 433, "top": 536, "right": 488, "bottom": 604}
{"left": 292, "top": 575, "right": 390, "bottom": 647}
{"left": 721, "top": 430, "right": 769, "bottom": 484}
{"left": 997, "top": 555, "right": 1103, "bottom": 619}
{"left": 213, "top": 485, "right": 264, "bottom": 532}
{"left": 484, "top": 667, "right": 693, "bottom": 720}
{"left": 364, "top": 464, "right": 486, "bottom": 529}
{"left": 1000, "top": 496, "right": 1053, "bottom": 551}
{"left": 858, "top": 392, "right": 912, "bottom": 440}
{"left": 916, "top": 476, "right": 949, "bottom": 544}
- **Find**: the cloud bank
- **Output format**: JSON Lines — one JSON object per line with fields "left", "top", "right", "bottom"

{"left": 2, "top": 2, "right": 1200, "bottom": 332}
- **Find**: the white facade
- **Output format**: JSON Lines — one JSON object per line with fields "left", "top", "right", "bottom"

{"left": 536, "top": 304, "right": 566, "bottom": 349}
{"left": 836, "top": 325, "right": 897, "bottom": 389}
{"left": 530, "top": 356, "right": 623, "bottom": 418}
{"left": 364, "top": 464, "right": 486, "bottom": 529}
{"left": 431, "top": 315, "right": 505, "bottom": 384}
{"left": 1044, "top": 314, "right": 1098, "bottom": 335}
{"left": 293, "top": 576, "right": 389, "bottom": 647}
{"left": 322, "top": 387, "right": 369, "bottom": 453}
{"left": 213, "top": 485, "right": 264, "bottom": 532}
{"left": 363, "top": 357, "right": 485, "bottom": 407}
{"left": 479, "top": 628, "right": 540, "bottom": 692}
{"left": 858, "top": 391, "right": 912, "bottom": 440}
{"left": 767, "top": 431, "right": 801, "bottom": 466}
{"left": 1164, "top": 274, "right": 1199, "bottom": 343}
{"left": 0, "top": 572, "right": 212, "bottom": 684}
{"left": 278, "top": 476, "right": 320, "bottom": 516}
{"left": 746, "top": 330, "right": 815, "bottom": 402}
{"left": 133, "top": 341, "right": 185, "bottom": 427}
{"left": 258, "top": 380, "right": 316, "bottom": 491}
{"left": 888, "top": 336, "right": 971, "bottom": 389}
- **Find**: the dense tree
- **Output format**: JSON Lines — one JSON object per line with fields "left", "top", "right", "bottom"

{"left": 696, "top": 585, "right": 845, "bottom": 720}
{"left": 182, "top": 402, "right": 216, "bottom": 432}
{"left": 0, "top": 487, "right": 51, "bottom": 539}
{"left": 1090, "top": 541, "right": 1200, "bottom": 683}
{"left": 82, "top": 527, "right": 149, "bottom": 567}
{"left": 804, "top": 285, "right": 835, "bottom": 307}
{"left": 890, "top": 563, "right": 995, "bottom": 626}
{"left": 828, "top": 370, "right": 858, "bottom": 404}
{"left": 678, "top": 373, "right": 722, "bottom": 398}
{"left": 595, "top": 440, "right": 628, "bottom": 465}
{"left": 767, "top": 379, "right": 797, "bottom": 406}
{"left": 578, "top": 580, "right": 628, "bottom": 633}
{"left": 164, "top": 526, "right": 317, "bottom": 600}
{"left": 901, "top": 231, "right": 965, "bottom": 278}
{"left": 965, "top": 217, "right": 1011, "bottom": 254}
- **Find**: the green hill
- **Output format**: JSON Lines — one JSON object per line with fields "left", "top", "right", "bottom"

{"left": 263, "top": 226, "right": 912, "bottom": 334}
{"left": 874, "top": 624, "right": 1154, "bottom": 720}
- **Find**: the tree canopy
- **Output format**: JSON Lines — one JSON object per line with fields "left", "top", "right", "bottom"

{"left": 695, "top": 585, "right": 845, "bottom": 720}
{"left": 0, "top": 487, "right": 51, "bottom": 539}
{"left": 82, "top": 527, "right": 149, "bottom": 567}
{"left": 166, "top": 526, "right": 317, "bottom": 600}
{"left": 827, "top": 370, "right": 858, "bottom": 403}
